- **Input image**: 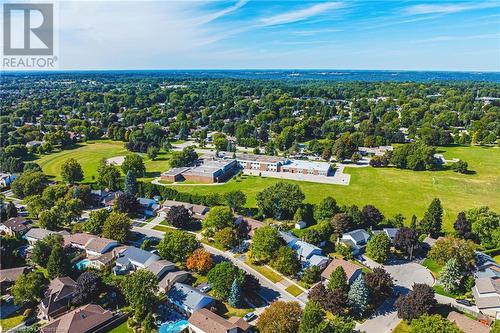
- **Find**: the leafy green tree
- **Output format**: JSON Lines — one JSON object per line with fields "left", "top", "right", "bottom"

{"left": 121, "top": 154, "right": 145, "bottom": 177}
{"left": 11, "top": 171, "right": 49, "bottom": 198}
{"left": 439, "top": 258, "right": 462, "bottom": 293}
{"left": 113, "top": 192, "right": 140, "bottom": 215}
{"left": 31, "top": 234, "right": 63, "bottom": 267}
{"left": 466, "top": 207, "right": 500, "bottom": 249}
{"left": 366, "top": 232, "right": 391, "bottom": 264}
{"left": 249, "top": 226, "right": 283, "bottom": 263}
{"left": 121, "top": 270, "right": 158, "bottom": 321}
{"left": 47, "top": 245, "right": 70, "bottom": 279}
{"left": 256, "top": 182, "right": 305, "bottom": 219}
{"left": 207, "top": 262, "right": 244, "bottom": 299}
{"left": 270, "top": 246, "right": 301, "bottom": 276}
{"left": 257, "top": 301, "right": 302, "bottom": 333}
{"left": 97, "top": 161, "right": 121, "bottom": 190}
{"left": 299, "top": 300, "right": 330, "bottom": 333}
{"left": 428, "top": 236, "right": 476, "bottom": 267}
{"left": 419, "top": 198, "right": 443, "bottom": 237}
{"left": 329, "top": 315, "right": 356, "bottom": 333}
{"left": 142, "top": 312, "right": 155, "bottom": 333}
{"left": 84, "top": 209, "right": 109, "bottom": 235}
{"left": 214, "top": 227, "right": 239, "bottom": 249}
{"left": 146, "top": 146, "right": 159, "bottom": 160}
{"left": 39, "top": 208, "right": 64, "bottom": 230}
{"left": 228, "top": 279, "right": 242, "bottom": 308}
{"left": 224, "top": 190, "right": 246, "bottom": 213}
{"left": 409, "top": 314, "right": 461, "bottom": 333}
{"left": 314, "top": 196, "right": 339, "bottom": 221}
{"left": 202, "top": 206, "right": 234, "bottom": 237}
{"left": 123, "top": 170, "right": 138, "bottom": 195}
{"left": 328, "top": 266, "right": 347, "bottom": 292}
{"left": 101, "top": 212, "right": 131, "bottom": 243}
{"left": 11, "top": 271, "right": 47, "bottom": 305}
{"left": 451, "top": 160, "right": 468, "bottom": 174}
{"left": 158, "top": 229, "right": 200, "bottom": 262}
{"left": 301, "top": 266, "right": 321, "bottom": 285}
{"left": 348, "top": 275, "right": 369, "bottom": 316}
{"left": 61, "top": 158, "right": 84, "bottom": 184}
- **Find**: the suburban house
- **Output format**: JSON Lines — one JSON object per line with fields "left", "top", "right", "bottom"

{"left": 138, "top": 198, "right": 160, "bottom": 217}
{"left": 26, "top": 140, "right": 44, "bottom": 149}
{"left": 472, "top": 277, "right": 500, "bottom": 319}
{"left": 341, "top": 229, "right": 371, "bottom": 254}
{"left": 321, "top": 259, "right": 362, "bottom": 285}
{"left": 63, "top": 233, "right": 119, "bottom": 257}
{"left": 88, "top": 246, "right": 128, "bottom": 270}
{"left": 373, "top": 228, "right": 399, "bottom": 243}
{"left": 40, "top": 304, "right": 117, "bottom": 333}
{"left": 159, "top": 270, "right": 191, "bottom": 293}
{"left": 280, "top": 231, "right": 329, "bottom": 270}
{"left": 475, "top": 262, "right": 500, "bottom": 279}
{"left": 25, "top": 228, "right": 58, "bottom": 245}
{"left": 0, "top": 172, "right": 16, "bottom": 187}
{"left": 0, "top": 266, "right": 29, "bottom": 294}
{"left": 114, "top": 246, "right": 161, "bottom": 274}
{"left": 160, "top": 159, "right": 237, "bottom": 184}
{"left": 167, "top": 283, "right": 214, "bottom": 315}
{"left": 235, "top": 216, "right": 264, "bottom": 238}
{"left": 188, "top": 308, "right": 250, "bottom": 333}
{"left": 447, "top": 311, "right": 490, "bottom": 333}
{"left": 39, "top": 277, "right": 78, "bottom": 320}
{"left": 0, "top": 217, "right": 32, "bottom": 237}
{"left": 160, "top": 200, "right": 210, "bottom": 220}
{"left": 145, "top": 259, "right": 176, "bottom": 279}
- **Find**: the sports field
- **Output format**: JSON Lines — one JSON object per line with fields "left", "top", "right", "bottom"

{"left": 36, "top": 140, "right": 170, "bottom": 182}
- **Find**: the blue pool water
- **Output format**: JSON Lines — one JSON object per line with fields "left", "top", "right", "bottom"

{"left": 74, "top": 259, "right": 90, "bottom": 270}
{"left": 159, "top": 320, "right": 188, "bottom": 333}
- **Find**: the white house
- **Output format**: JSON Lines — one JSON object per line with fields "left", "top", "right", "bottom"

{"left": 472, "top": 277, "right": 500, "bottom": 319}
{"left": 114, "top": 246, "right": 160, "bottom": 274}
{"left": 167, "top": 283, "right": 214, "bottom": 315}
{"left": 280, "top": 231, "right": 329, "bottom": 270}
{"left": 341, "top": 229, "right": 371, "bottom": 254}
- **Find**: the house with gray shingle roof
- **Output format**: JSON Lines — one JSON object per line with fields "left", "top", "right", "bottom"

{"left": 341, "top": 229, "right": 371, "bottom": 254}
{"left": 114, "top": 246, "right": 160, "bottom": 274}
{"left": 167, "top": 283, "right": 214, "bottom": 315}
{"left": 279, "top": 231, "right": 329, "bottom": 270}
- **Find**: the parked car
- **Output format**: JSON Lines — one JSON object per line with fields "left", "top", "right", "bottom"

{"left": 455, "top": 299, "right": 472, "bottom": 306}
{"left": 243, "top": 312, "right": 257, "bottom": 322}
{"left": 199, "top": 284, "right": 211, "bottom": 293}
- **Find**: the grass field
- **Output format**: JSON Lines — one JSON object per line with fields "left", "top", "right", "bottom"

{"left": 167, "top": 146, "right": 500, "bottom": 231}
{"left": 0, "top": 313, "right": 24, "bottom": 332}
{"left": 285, "top": 284, "right": 304, "bottom": 296}
{"left": 36, "top": 140, "right": 170, "bottom": 182}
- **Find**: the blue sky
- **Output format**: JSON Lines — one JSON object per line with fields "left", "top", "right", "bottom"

{"left": 53, "top": 1, "right": 500, "bottom": 70}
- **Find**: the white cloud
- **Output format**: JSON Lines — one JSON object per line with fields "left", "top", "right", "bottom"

{"left": 415, "top": 33, "right": 500, "bottom": 43}
{"left": 195, "top": 0, "right": 248, "bottom": 25}
{"left": 260, "top": 2, "right": 345, "bottom": 26}
{"left": 405, "top": 2, "right": 498, "bottom": 15}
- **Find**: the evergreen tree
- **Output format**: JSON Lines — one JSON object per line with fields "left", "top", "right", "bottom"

{"left": 123, "top": 170, "right": 138, "bottom": 195}
{"left": 348, "top": 275, "right": 369, "bottom": 316}
{"left": 419, "top": 198, "right": 443, "bottom": 237}
{"left": 47, "top": 245, "right": 70, "bottom": 279}
{"left": 327, "top": 266, "right": 347, "bottom": 291}
{"left": 439, "top": 258, "right": 462, "bottom": 293}
{"left": 228, "top": 279, "right": 242, "bottom": 308}
{"left": 6, "top": 202, "right": 18, "bottom": 218}
{"left": 410, "top": 215, "right": 418, "bottom": 229}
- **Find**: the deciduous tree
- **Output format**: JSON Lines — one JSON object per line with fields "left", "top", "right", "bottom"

{"left": 249, "top": 226, "right": 283, "bottom": 263}
{"left": 366, "top": 232, "right": 391, "bottom": 264}
{"left": 257, "top": 301, "right": 302, "bottom": 333}
{"left": 11, "top": 271, "right": 47, "bottom": 305}
{"left": 158, "top": 229, "right": 200, "bottom": 262}
{"left": 395, "top": 283, "right": 436, "bottom": 321}
{"left": 364, "top": 267, "right": 394, "bottom": 299}
{"left": 61, "top": 158, "right": 84, "bottom": 184}
{"left": 101, "top": 212, "right": 131, "bottom": 243}
{"left": 186, "top": 249, "right": 213, "bottom": 274}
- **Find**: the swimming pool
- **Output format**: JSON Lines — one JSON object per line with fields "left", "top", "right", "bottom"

{"left": 159, "top": 319, "right": 188, "bottom": 333}
{"left": 74, "top": 259, "right": 90, "bottom": 270}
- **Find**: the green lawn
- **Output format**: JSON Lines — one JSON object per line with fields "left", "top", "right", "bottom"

{"left": 392, "top": 320, "right": 410, "bottom": 333}
{"left": 494, "top": 255, "right": 500, "bottom": 264}
{"left": 166, "top": 146, "right": 500, "bottom": 231}
{"left": 108, "top": 321, "right": 134, "bottom": 333}
{"left": 422, "top": 258, "right": 442, "bottom": 277}
{"left": 244, "top": 259, "right": 283, "bottom": 283}
{"left": 0, "top": 313, "right": 24, "bottom": 332}
{"left": 36, "top": 140, "right": 170, "bottom": 182}
{"left": 285, "top": 284, "right": 304, "bottom": 297}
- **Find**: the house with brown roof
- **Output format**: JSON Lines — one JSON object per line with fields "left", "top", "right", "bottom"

{"left": 0, "top": 266, "right": 29, "bottom": 294}
{"left": 40, "top": 304, "right": 116, "bottom": 333}
{"left": 0, "top": 217, "right": 32, "bottom": 237}
{"left": 64, "top": 233, "right": 119, "bottom": 257}
{"left": 446, "top": 311, "right": 490, "bottom": 333}
{"left": 321, "top": 259, "right": 362, "bottom": 285}
{"left": 160, "top": 200, "right": 210, "bottom": 220}
{"left": 39, "top": 277, "right": 77, "bottom": 320}
{"left": 188, "top": 308, "right": 250, "bottom": 333}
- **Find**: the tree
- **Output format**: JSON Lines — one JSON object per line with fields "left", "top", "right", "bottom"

{"left": 332, "top": 213, "right": 352, "bottom": 237}
{"left": 395, "top": 283, "right": 436, "bottom": 321}
{"left": 114, "top": 192, "right": 140, "bottom": 215}
{"left": 364, "top": 268, "right": 394, "bottom": 299}
{"left": 101, "top": 212, "right": 131, "bottom": 243}
{"left": 158, "top": 229, "right": 200, "bottom": 262}
{"left": 348, "top": 275, "right": 369, "bottom": 316}
{"left": 409, "top": 314, "right": 461, "bottom": 333}
{"left": 186, "top": 248, "right": 213, "bottom": 274}
{"left": 256, "top": 182, "right": 305, "bottom": 219}
{"left": 428, "top": 236, "right": 476, "bottom": 267}
{"left": 224, "top": 190, "right": 246, "bottom": 213}
{"left": 439, "top": 258, "right": 462, "bottom": 293}
{"left": 207, "top": 262, "right": 244, "bottom": 299}
{"left": 299, "top": 300, "right": 329, "bottom": 333}
{"left": 228, "top": 279, "right": 242, "bottom": 308}
{"left": 123, "top": 170, "right": 138, "bottom": 195}
{"left": 146, "top": 146, "right": 159, "bottom": 160}
{"left": 314, "top": 196, "right": 339, "bottom": 221}
{"left": 366, "top": 232, "right": 391, "bottom": 264}
{"left": 142, "top": 312, "right": 155, "bottom": 333}
{"left": 202, "top": 206, "right": 234, "bottom": 237}
{"left": 394, "top": 227, "right": 419, "bottom": 260}
{"left": 419, "top": 198, "right": 443, "bottom": 237}
{"left": 6, "top": 202, "right": 18, "bottom": 219}
{"left": 31, "top": 234, "right": 63, "bottom": 267}
{"left": 97, "top": 161, "right": 121, "bottom": 191}
{"left": 328, "top": 266, "right": 347, "bottom": 292}
{"left": 466, "top": 207, "right": 500, "bottom": 250}
{"left": 451, "top": 160, "right": 468, "bottom": 174}
{"left": 121, "top": 154, "right": 145, "bottom": 177}
{"left": 61, "top": 158, "right": 84, "bottom": 184}
{"left": 84, "top": 209, "right": 109, "bottom": 235}
{"left": 301, "top": 266, "right": 321, "bottom": 285}
{"left": 270, "top": 246, "right": 301, "bottom": 276}
{"left": 166, "top": 205, "right": 191, "bottom": 229}
{"left": 214, "top": 227, "right": 239, "bottom": 249}
{"left": 362, "top": 205, "right": 384, "bottom": 227}
{"left": 257, "top": 301, "right": 302, "bottom": 333}
{"left": 11, "top": 171, "right": 49, "bottom": 198}
{"left": 301, "top": 229, "right": 322, "bottom": 246}
{"left": 11, "top": 271, "right": 47, "bottom": 305}
{"left": 308, "top": 283, "right": 347, "bottom": 315}
{"left": 329, "top": 315, "right": 356, "bottom": 333}
{"left": 39, "top": 208, "right": 64, "bottom": 230}
{"left": 47, "top": 245, "right": 70, "bottom": 279}
{"left": 453, "top": 212, "right": 473, "bottom": 240}
{"left": 73, "top": 271, "right": 102, "bottom": 305}
{"left": 249, "top": 226, "right": 283, "bottom": 263}
{"left": 169, "top": 146, "right": 198, "bottom": 167}
{"left": 121, "top": 270, "right": 158, "bottom": 321}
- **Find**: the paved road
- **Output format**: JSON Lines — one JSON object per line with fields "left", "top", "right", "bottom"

{"left": 131, "top": 226, "right": 303, "bottom": 307}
